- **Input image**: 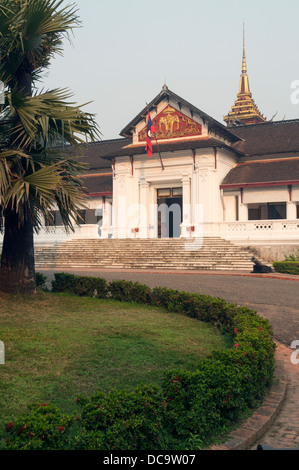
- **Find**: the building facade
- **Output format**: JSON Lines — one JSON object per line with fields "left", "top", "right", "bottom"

{"left": 10, "top": 34, "right": 299, "bottom": 261}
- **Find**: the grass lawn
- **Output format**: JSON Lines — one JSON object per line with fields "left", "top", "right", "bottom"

{"left": 0, "top": 290, "right": 232, "bottom": 427}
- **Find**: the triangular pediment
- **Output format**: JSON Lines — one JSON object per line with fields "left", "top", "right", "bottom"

{"left": 138, "top": 105, "right": 202, "bottom": 142}
{"left": 120, "top": 86, "right": 242, "bottom": 145}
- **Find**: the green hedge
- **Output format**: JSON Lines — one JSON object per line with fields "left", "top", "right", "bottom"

{"left": 51, "top": 272, "right": 108, "bottom": 298}
{"left": 273, "top": 261, "right": 299, "bottom": 275}
{"left": 35, "top": 272, "right": 48, "bottom": 290}
{"left": 4, "top": 274, "right": 276, "bottom": 450}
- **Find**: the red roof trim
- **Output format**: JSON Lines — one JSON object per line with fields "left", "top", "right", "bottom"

{"left": 89, "top": 192, "right": 113, "bottom": 197}
{"left": 220, "top": 181, "right": 299, "bottom": 190}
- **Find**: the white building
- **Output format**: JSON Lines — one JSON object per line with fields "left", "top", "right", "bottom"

{"left": 30, "top": 39, "right": 299, "bottom": 262}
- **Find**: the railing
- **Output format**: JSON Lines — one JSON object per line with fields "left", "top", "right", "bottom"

{"left": 221, "top": 220, "right": 299, "bottom": 240}
{"left": 2, "top": 219, "right": 298, "bottom": 245}
{"left": 34, "top": 224, "right": 101, "bottom": 244}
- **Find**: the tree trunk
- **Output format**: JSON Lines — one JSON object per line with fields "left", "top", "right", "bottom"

{"left": 0, "top": 61, "right": 36, "bottom": 294}
{"left": 0, "top": 208, "right": 36, "bottom": 294}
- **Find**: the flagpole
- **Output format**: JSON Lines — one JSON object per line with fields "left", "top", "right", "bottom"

{"left": 146, "top": 103, "right": 164, "bottom": 171}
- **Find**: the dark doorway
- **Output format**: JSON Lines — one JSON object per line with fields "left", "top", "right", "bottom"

{"left": 157, "top": 188, "right": 183, "bottom": 238}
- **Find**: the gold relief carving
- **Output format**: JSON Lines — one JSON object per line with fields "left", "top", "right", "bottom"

{"left": 139, "top": 106, "right": 202, "bottom": 141}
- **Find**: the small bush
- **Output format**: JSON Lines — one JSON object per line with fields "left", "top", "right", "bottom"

{"left": 284, "top": 251, "right": 299, "bottom": 261}
{"left": 108, "top": 280, "right": 151, "bottom": 304}
{"left": 35, "top": 272, "right": 48, "bottom": 290}
{"left": 4, "top": 403, "right": 74, "bottom": 450}
{"left": 51, "top": 272, "right": 108, "bottom": 298}
{"left": 73, "top": 385, "right": 170, "bottom": 450}
{"left": 273, "top": 261, "right": 299, "bottom": 275}
{"left": 162, "top": 361, "right": 248, "bottom": 442}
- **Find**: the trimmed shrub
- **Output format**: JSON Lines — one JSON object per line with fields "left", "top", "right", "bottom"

{"left": 273, "top": 261, "right": 299, "bottom": 275}
{"left": 51, "top": 272, "right": 108, "bottom": 298}
{"left": 4, "top": 274, "right": 276, "bottom": 450}
{"left": 108, "top": 280, "right": 151, "bottom": 304}
{"left": 4, "top": 403, "right": 74, "bottom": 450}
{"left": 35, "top": 272, "right": 48, "bottom": 290}
{"left": 73, "top": 385, "right": 170, "bottom": 450}
{"left": 162, "top": 361, "right": 248, "bottom": 441}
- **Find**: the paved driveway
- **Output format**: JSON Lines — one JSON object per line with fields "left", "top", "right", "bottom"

{"left": 41, "top": 269, "right": 299, "bottom": 348}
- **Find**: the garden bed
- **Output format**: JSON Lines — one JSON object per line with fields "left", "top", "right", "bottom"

{"left": 2, "top": 272, "right": 276, "bottom": 450}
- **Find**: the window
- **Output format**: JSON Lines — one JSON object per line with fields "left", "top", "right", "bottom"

{"left": 248, "top": 203, "right": 286, "bottom": 221}
{"left": 46, "top": 210, "right": 63, "bottom": 226}
{"left": 48, "top": 210, "right": 56, "bottom": 226}
{"left": 77, "top": 210, "right": 86, "bottom": 224}
{"left": 157, "top": 187, "right": 182, "bottom": 198}
{"left": 172, "top": 187, "right": 183, "bottom": 197}
{"left": 297, "top": 204, "right": 299, "bottom": 219}
{"left": 157, "top": 188, "right": 171, "bottom": 197}
{"left": 85, "top": 209, "right": 101, "bottom": 225}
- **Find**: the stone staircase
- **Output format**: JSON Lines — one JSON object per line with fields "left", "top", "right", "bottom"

{"left": 34, "top": 237, "right": 262, "bottom": 271}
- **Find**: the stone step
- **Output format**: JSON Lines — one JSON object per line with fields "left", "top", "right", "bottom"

{"left": 35, "top": 257, "right": 253, "bottom": 265}
{"left": 35, "top": 250, "right": 252, "bottom": 257}
{"left": 36, "top": 257, "right": 253, "bottom": 265}
{"left": 34, "top": 237, "right": 266, "bottom": 271}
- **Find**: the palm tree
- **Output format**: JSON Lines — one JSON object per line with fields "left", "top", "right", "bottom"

{"left": 0, "top": 0, "right": 100, "bottom": 294}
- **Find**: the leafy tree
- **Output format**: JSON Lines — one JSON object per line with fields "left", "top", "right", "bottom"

{"left": 0, "top": 0, "right": 100, "bottom": 294}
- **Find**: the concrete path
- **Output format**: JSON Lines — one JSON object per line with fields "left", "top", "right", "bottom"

{"left": 251, "top": 342, "right": 299, "bottom": 450}
{"left": 40, "top": 267, "right": 299, "bottom": 450}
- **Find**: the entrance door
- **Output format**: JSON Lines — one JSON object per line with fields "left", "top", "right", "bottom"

{"left": 157, "top": 188, "right": 183, "bottom": 238}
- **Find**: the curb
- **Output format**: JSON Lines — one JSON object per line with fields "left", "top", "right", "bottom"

{"left": 208, "top": 341, "right": 288, "bottom": 450}
{"left": 40, "top": 267, "right": 299, "bottom": 282}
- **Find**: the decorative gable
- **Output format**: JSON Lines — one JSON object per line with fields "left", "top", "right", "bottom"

{"left": 138, "top": 105, "right": 202, "bottom": 142}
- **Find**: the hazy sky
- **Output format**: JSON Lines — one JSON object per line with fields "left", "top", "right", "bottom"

{"left": 40, "top": 0, "right": 299, "bottom": 140}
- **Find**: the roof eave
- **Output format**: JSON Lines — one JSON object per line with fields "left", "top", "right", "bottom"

{"left": 120, "top": 87, "right": 242, "bottom": 144}
{"left": 220, "top": 180, "right": 299, "bottom": 190}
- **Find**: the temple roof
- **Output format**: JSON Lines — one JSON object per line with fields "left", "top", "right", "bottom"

{"left": 63, "top": 139, "right": 131, "bottom": 171}
{"left": 231, "top": 119, "right": 299, "bottom": 157}
{"left": 220, "top": 157, "right": 299, "bottom": 188}
{"left": 223, "top": 26, "right": 266, "bottom": 126}
{"left": 101, "top": 136, "right": 243, "bottom": 159}
{"left": 81, "top": 173, "right": 113, "bottom": 196}
{"left": 120, "top": 85, "right": 242, "bottom": 144}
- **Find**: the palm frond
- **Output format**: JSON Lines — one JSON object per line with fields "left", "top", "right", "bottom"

{"left": 3, "top": 163, "right": 61, "bottom": 211}
{"left": 0, "top": 1, "right": 99, "bottom": 233}
{"left": 8, "top": 88, "right": 101, "bottom": 149}
{"left": 0, "top": 0, "right": 80, "bottom": 83}
{"left": 0, "top": 148, "right": 31, "bottom": 198}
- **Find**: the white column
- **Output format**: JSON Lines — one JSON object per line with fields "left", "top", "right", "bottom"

{"left": 139, "top": 178, "right": 149, "bottom": 238}
{"left": 101, "top": 198, "right": 113, "bottom": 239}
{"left": 238, "top": 190, "right": 248, "bottom": 221}
{"left": 149, "top": 187, "right": 156, "bottom": 238}
{"left": 181, "top": 174, "right": 191, "bottom": 237}
{"left": 191, "top": 165, "right": 203, "bottom": 238}
{"left": 287, "top": 201, "right": 297, "bottom": 220}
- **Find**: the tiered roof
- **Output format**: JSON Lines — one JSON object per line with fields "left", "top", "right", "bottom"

{"left": 223, "top": 26, "right": 266, "bottom": 126}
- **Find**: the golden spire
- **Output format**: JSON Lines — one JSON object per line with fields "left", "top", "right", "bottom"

{"left": 242, "top": 23, "right": 247, "bottom": 74}
{"left": 238, "top": 23, "right": 251, "bottom": 96}
{"left": 223, "top": 24, "right": 266, "bottom": 126}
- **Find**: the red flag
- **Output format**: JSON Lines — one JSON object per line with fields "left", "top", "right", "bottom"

{"left": 145, "top": 113, "right": 155, "bottom": 157}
